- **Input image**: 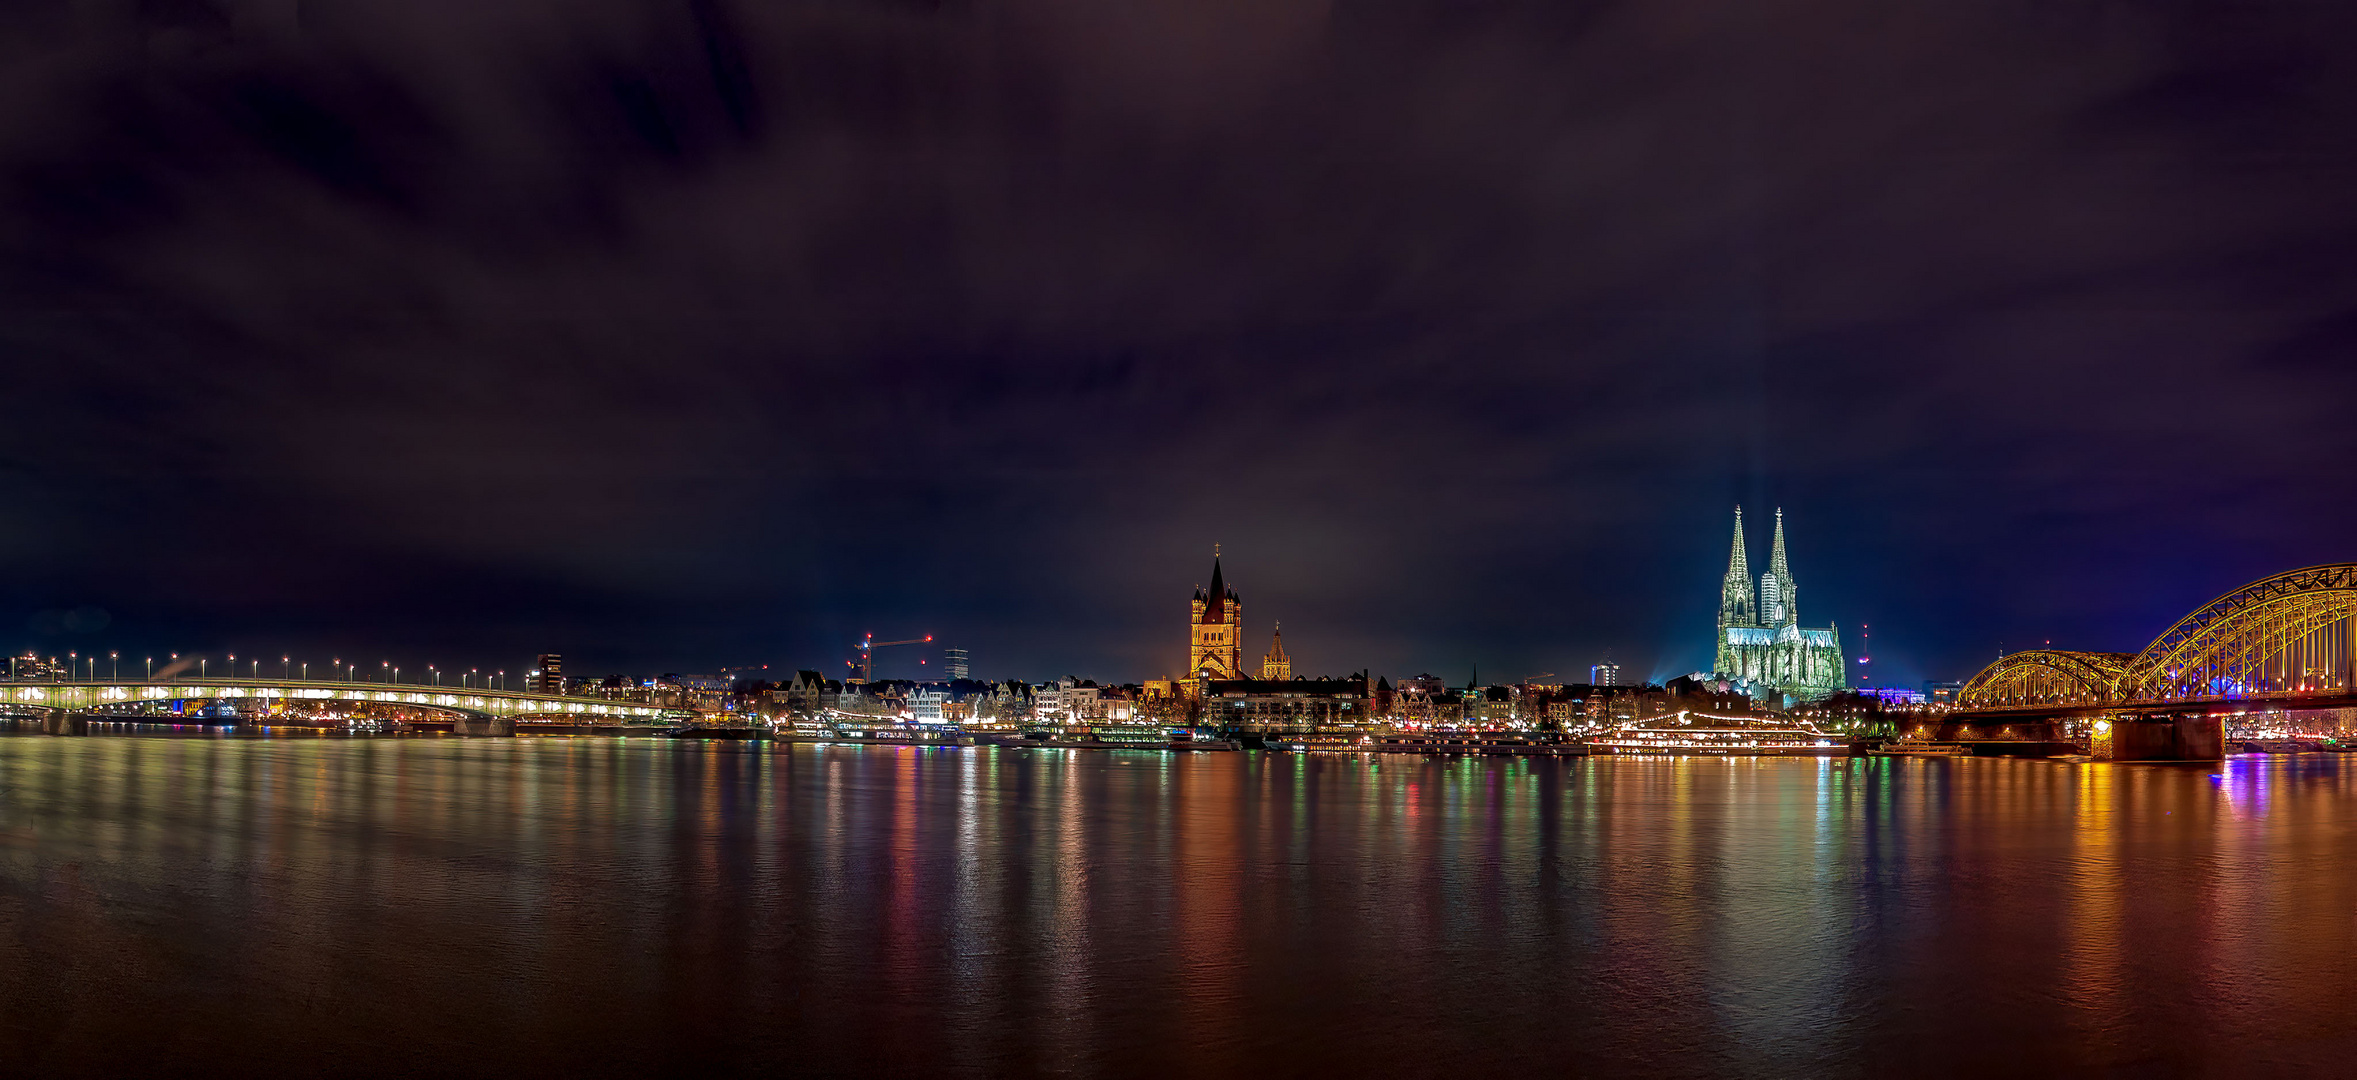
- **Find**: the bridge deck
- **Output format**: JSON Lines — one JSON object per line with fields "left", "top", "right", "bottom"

{"left": 2, "top": 679, "right": 694, "bottom": 722}
{"left": 1946, "top": 690, "right": 2357, "bottom": 723}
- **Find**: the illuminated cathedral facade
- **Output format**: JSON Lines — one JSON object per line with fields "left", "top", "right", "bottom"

{"left": 1713, "top": 507, "right": 1846, "bottom": 703}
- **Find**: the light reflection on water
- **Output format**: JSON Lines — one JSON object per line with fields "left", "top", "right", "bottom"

{"left": 5, "top": 734, "right": 2357, "bottom": 1077}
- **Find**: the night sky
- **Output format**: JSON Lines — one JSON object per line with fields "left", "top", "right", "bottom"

{"left": 7, "top": 1, "right": 2357, "bottom": 688}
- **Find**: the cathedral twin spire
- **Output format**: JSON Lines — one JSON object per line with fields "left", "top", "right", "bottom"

{"left": 1720, "top": 506, "right": 1800, "bottom": 630}
{"left": 1720, "top": 508, "right": 1758, "bottom": 626}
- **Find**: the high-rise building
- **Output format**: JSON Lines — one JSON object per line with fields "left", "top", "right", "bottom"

{"left": 1188, "top": 554, "right": 1245, "bottom": 695}
{"left": 943, "top": 648, "right": 970, "bottom": 680}
{"left": 533, "top": 654, "right": 564, "bottom": 695}
{"left": 1259, "top": 623, "right": 1293, "bottom": 681}
{"left": 1711, "top": 507, "right": 1845, "bottom": 702}
{"left": 1591, "top": 662, "right": 1620, "bottom": 687}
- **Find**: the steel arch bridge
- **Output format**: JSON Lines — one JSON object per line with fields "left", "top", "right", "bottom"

{"left": 1956, "top": 563, "right": 2357, "bottom": 713}
{"left": 0, "top": 678, "right": 695, "bottom": 725}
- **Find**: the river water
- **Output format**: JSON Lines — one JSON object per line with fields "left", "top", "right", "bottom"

{"left": 3, "top": 732, "right": 2356, "bottom": 1077}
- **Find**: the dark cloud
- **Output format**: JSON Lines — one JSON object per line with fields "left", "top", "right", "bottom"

{"left": 5, "top": 0, "right": 2357, "bottom": 686}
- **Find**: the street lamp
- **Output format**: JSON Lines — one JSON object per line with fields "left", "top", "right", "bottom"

{"left": 145, "top": 657, "right": 153, "bottom": 679}
{"left": 110, "top": 652, "right": 118, "bottom": 681}
{"left": 283, "top": 656, "right": 290, "bottom": 680}
{"left": 301, "top": 661, "right": 308, "bottom": 680}
{"left": 429, "top": 666, "right": 439, "bottom": 686}
{"left": 382, "top": 661, "right": 391, "bottom": 684}
{"left": 200, "top": 656, "right": 208, "bottom": 678}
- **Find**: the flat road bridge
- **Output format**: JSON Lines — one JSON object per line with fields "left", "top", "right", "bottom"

{"left": 0, "top": 678, "right": 696, "bottom": 735}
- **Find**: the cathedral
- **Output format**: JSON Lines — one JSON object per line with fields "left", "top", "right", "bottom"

{"left": 1713, "top": 508, "right": 1846, "bottom": 703}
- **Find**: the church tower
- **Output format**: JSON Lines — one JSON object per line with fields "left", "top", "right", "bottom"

{"left": 1715, "top": 508, "right": 1758, "bottom": 676}
{"left": 1759, "top": 508, "right": 1799, "bottom": 628}
{"left": 1260, "top": 623, "right": 1292, "bottom": 681}
{"left": 1188, "top": 553, "right": 1244, "bottom": 694}
{"left": 1718, "top": 507, "right": 1758, "bottom": 627}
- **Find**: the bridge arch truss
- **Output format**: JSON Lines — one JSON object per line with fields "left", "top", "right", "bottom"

{"left": 1953, "top": 650, "right": 2133, "bottom": 710}
{"left": 1956, "top": 563, "right": 2357, "bottom": 711}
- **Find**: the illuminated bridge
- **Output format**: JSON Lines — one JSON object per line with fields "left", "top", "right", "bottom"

{"left": 1, "top": 678, "right": 696, "bottom": 735}
{"left": 1939, "top": 563, "right": 2357, "bottom": 759}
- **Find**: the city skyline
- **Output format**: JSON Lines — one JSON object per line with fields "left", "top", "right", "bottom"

{"left": 11, "top": 527, "right": 2354, "bottom": 693}
{"left": 7, "top": 529, "right": 2322, "bottom": 697}
{"left": 0, "top": 534, "right": 1903, "bottom": 691}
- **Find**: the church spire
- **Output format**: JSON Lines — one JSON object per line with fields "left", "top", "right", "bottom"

{"left": 1202, "top": 553, "right": 1230, "bottom": 622}
{"left": 1761, "top": 507, "right": 1798, "bottom": 627}
{"left": 1725, "top": 507, "right": 1751, "bottom": 582}
{"left": 1719, "top": 507, "right": 1758, "bottom": 627}
{"left": 1259, "top": 622, "right": 1292, "bottom": 680}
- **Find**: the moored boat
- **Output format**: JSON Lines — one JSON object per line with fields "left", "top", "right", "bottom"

{"left": 1370, "top": 733, "right": 1588, "bottom": 757}
{"left": 1867, "top": 742, "right": 1975, "bottom": 757}
{"left": 1586, "top": 713, "right": 1850, "bottom": 756}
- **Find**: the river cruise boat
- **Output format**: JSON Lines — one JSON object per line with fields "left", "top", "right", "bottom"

{"left": 1262, "top": 732, "right": 1375, "bottom": 753}
{"left": 776, "top": 720, "right": 975, "bottom": 746}
{"left": 1586, "top": 715, "right": 1849, "bottom": 757}
{"left": 1369, "top": 732, "right": 1588, "bottom": 757}
{"left": 1010, "top": 724, "right": 1239, "bottom": 751}
{"left": 2237, "top": 739, "right": 2329, "bottom": 754}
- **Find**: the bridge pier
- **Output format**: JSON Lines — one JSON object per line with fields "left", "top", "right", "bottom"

{"left": 36, "top": 710, "right": 87, "bottom": 736}
{"left": 2089, "top": 714, "right": 2222, "bottom": 762}
{"left": 450, "top": 715, "right": 514, "bottom": 737}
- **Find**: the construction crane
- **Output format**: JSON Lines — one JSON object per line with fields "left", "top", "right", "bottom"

{"left": 718, "top": 665, "right": 772, "bottom": 684}
{"left": 848, "top": 634, "right": 931, "bottom": 685}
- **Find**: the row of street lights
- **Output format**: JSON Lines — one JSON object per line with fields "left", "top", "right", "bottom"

{"left": 5, "top": 651, "right": 124, "bottom": 681}
{"left": 6, "top": 651, "right": 512, "bottom": 690}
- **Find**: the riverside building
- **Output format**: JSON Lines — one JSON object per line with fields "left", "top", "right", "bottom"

{"left": 1202, "top": 676, "right": 1371, "bottom": 733}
